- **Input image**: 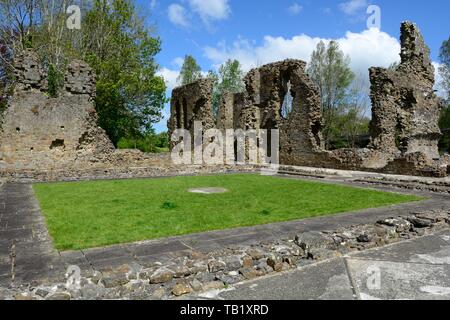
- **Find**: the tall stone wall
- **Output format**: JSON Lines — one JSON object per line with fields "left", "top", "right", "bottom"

{"left": 168, "top": 78, "right": 216, "bottom": 149}
{"left": 369, "top": 22, "right": 442, "bottom": 160}
{"left": 0, "top": 50, "right": 114, "bottom": 170}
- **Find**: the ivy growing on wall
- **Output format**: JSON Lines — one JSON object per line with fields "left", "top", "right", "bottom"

{"left": 47, "top": 64, "right": 63, "bottom": 98}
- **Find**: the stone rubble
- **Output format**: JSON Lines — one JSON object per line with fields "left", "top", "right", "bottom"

{"left": 0, "top": 210, "right": 448, "bottom": 300}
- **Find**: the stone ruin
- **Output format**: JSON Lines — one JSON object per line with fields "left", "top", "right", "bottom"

{"left": 168, "top": 22, "right": 449, "bottom": 177}
{"left": 0, "top": 49, "right": 242, "bottom": 181}
{"left": 0, "top": 49, "right": 115, "bottom": 170}
{"left": 0, "top": 21, "right": 447, "bottom": 181}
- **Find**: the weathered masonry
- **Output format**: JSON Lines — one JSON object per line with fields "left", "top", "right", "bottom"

{"left": 0, "top": 49, "right": 114, "bottom": 170}
{"left": 168, "top": 22, "right": 449, "bottom": 177}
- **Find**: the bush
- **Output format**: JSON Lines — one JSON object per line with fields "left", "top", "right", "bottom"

{"left": 439, "top": 105, "right": 450, "bottom": 154}
{"left": 47, "top": 64, "right": 62, "bottom": 98}
{"left": 117, "top": 132, "right": 169, "bottom": 153}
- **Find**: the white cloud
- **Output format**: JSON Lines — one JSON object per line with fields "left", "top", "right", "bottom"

{"left": 168, "top": 4, "right": 189, "bottom": 27}
{"left": 339, "top": 0, "right": 368, "bottom": 15}
{"left": 150, "top": 0, "right": 157, "bottom": 9}
{"left": 204, "top": 28, "right": 401, "bottom": 79}
{"left": 188, "top": 0, "right": 231, "bottom": 23}
{"left": 157, "top": 67, "right": 180, "bottom": 92}
{"left": 172, "top": 57, "right": 185, "bottom": 68}
{"left": 288, "top": 3, "right": 303, "bottom": 15}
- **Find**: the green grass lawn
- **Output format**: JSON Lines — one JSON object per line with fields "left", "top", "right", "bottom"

{"left": 33, "top": 174, "right": 423, "bottom": 250}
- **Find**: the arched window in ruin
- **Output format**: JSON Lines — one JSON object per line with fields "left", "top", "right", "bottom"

{"left": 281, "top": 79, "right": 294, "bottom": 119}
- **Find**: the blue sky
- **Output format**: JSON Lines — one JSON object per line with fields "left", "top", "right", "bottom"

{"left": 134, "top": 0, "right": 450, "bottom": 132}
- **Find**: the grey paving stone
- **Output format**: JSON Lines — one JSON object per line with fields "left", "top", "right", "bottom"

{"left": 135, "top": 253, "right": 174, "bottom": 267}
{"left": 218, "top": 258, "right": 355, "bottom": 300}
{"left": 347, "top": 258, "right": 450, "bottom": 300}
{"left": 126, "top": 240, "right": 189, "bottom": 257}
{"left": 89, "top": 256, "right": 139, "bottom": 271}
{"left": 350, "top": 232, "right": 450, "bottom": 265}
{"left": 59, "top": 250, "right": 88, "bottom": 266}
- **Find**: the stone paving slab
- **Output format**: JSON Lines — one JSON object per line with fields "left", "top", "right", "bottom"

{"left": 351, "top": 231, "right": 450, "bottom": 264}
{"left": 0, "top": 183, "right": 65, "bottom": 286}
{"left": 347, "top": 259, "right": 450, "bottom": 300}
{"left": 208, "top": 232, "right": 450, "bottom": 300}
{"left": 217, "top": 258, "right": 355, "bottom": 300}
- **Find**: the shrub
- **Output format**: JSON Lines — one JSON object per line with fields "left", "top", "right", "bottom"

{"left": 117, "top": 132, "right": 169, "bottom": 153}
{"left": 47, "top": 64, "right": 62, "bottom": 98}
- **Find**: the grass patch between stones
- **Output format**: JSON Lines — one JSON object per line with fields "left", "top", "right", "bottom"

{"left": 33, "top": 174, "right": 424, "bottom": 250}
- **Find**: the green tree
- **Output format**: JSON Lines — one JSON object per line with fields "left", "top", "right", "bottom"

{"left": 218, "top": 59, "right": 245, "bottom": 94}
{"left": 439, "top": 105, "right": 450, "bottom": 154}
{"left": 177, "top": 55, "right": 202, "bottom": 86}
{"left": 0, "top": 0, "right": 166, "bottom": 145}
{"left": 47, "top": 63, "right": 62, "bottom": 98}
{"left": 79, "top": 0, "right": 166, "bottom": 145}
{"left": 439, "top": 37, "right": 450, "bottom": 101}
{"left": 208, "top": 59, "right": 245, "bottom": 117}
{"left": 307, "top": 40, "right": 355, "bottom": 149}
{"left": 438, "top": 38, "right": 450, "bottom": 154}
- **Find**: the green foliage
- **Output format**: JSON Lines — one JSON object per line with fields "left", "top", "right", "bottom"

{"left": 439, "top": 37, "right": 450, "bottom": 101}
{"left": 439, "top": 104, "right": 450, "bottom": 154}
{"left": 3, "top": 0, "right": 167, "bottom": 145}
{"left": 47, "top": 64, "right": 62, "bottom": 98}
{"left": 307, "top": 41, "right": 369, "bottom": 149}
{"left": 178, "top": 55, "right": 202, "bottom": 86}
{"left": 329, "top": 112, "right": 370, "bottom": 149}
{"left": 80, "top": 0, "right": 166, "bottom": 145}
{"left": 33, "top": 174, "right": 422, "bottom": 250}
{"left": 208, "top": 59, "right": 245, "bottom": 117}
{"left": 117, "top": 131, "right": 169, "bottom": 153}
{"left": 161, "top": 201, "right": 177, "bottom": 210}
{"left": 218, "top": 59, "right": 245, "bottom": 94}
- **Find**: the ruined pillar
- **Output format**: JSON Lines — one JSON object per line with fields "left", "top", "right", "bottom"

{"left": 369, "top": 22, "right": 443, "bottom": 160}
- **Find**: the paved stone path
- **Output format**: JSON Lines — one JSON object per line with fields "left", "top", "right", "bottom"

{"left": 215, "top": 230, "right": 450, "bottom": 300}
{"left": 0, "top": 184, "right": 65, "bottom": 287}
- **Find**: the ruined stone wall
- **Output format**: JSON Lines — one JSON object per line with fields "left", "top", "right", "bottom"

{"left": 217, "top": 92, "right": 235, "bottom": 130}
{"left": 168, "top": 78, "right": 215, "bottom": 149}
{"left": 0, "top": 50, "right": 115, "bottom": 170}
{"left": 168, "top": 22, "right": 448, "bottom": 177}
{"left": 369, "top": 22, "right": 442, "bottom": 160}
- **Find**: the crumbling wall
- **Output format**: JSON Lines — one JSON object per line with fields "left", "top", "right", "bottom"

{"left": 168, "top": 78, "right": 215, "bottom": 149}
{"left": 240, "top": 60, "right": 324, "bottom": 163}
{"left": 0, "top": 50, "right": 114, "bottom": 170}
{"left": 366, "top": 22, "right": 445, "bottom": 175}
{"left": 369, "top": 22, "right": 442, "bottom": 159}
{"left": 167, "top": 21, "right": 448, "bottom": 177}
{"left": 217, "top": 92, "right": 235, "bottom": 129}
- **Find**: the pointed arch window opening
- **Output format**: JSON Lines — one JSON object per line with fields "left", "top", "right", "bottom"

{"left": 281, "top": 80, "right": 294, "bottom": 119}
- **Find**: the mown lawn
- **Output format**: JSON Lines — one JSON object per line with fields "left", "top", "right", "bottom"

{"left": 33, "top": 174, "right": 423, "bottom": 250}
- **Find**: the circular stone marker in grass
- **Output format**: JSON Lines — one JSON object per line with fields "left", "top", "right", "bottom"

{"left": 188, "top": 187, "right": 228, "bottom": 194}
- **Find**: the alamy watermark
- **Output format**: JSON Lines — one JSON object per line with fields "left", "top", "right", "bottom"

{"left": 366, "top": 266, "right": 382, "bottom": 291}
{"left": 367, "top": 5, "right": 381, "bottom": 30}
{"left": 170, "top": 121, "right": 280, "bottom": 175}
{"left": 66, "top": 5, "right": 81, "bottom": 30}
{"left": 65, "top": 265, "right": 81, "bottom": 290}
